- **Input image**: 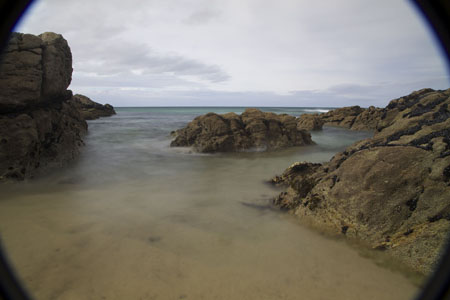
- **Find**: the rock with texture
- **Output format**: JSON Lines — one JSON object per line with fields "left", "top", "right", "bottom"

{"left": 39, "top": 32, "right": 73, "bottom": 99}
{"left": 0, "top": 32, "right": 87, "bottom": 180}
{"left": 297, "top": 113, "right": 324, "bottom": 131}
{"left": 0, "top": 32, "right": 72, "bottom": 112}
{"left": 171, "top": 108, "right": 314, "bottom": 152}
{"left": 0, "top": 101, "right": 87, "bottom": 180}
{"left": 318, "top": 105, "right": 384, "bottom": 130}
{"left": 271, "top": 88, "right": 450, "bottom": 275}
{"left": 71, "top": 94, "right": 116, "bottom": 120}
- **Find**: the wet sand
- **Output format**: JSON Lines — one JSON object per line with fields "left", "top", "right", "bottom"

{"left": 0, "top": 111, "right": 418, "bottom": 299}
{"left": 0, "top": 159, "right": 418, "bottom": 300}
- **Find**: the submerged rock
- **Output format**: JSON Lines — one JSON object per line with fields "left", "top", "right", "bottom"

{"left": 271, "top": 88, "right": 450, "bottom": 275}
{"left": 171, "top": 108, "right": 314, "bottom": 152}
{"left": 71, "top": 94, "right": 116, "bottom": 120}
{"left": 0, "top": 32, "right": 87, "bottom": 180}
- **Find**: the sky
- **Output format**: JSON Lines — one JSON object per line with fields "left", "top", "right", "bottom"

{"left": 15, "top": 0, "right": 449, "bottom": 107}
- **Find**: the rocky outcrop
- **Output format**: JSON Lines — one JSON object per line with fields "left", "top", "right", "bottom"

{"left": 0, "top": 32, "right": 87, "bottom": 180}
{"left": 318, "top": 105, "right": 383, "bottom": 130}
{"left": 71, "top": 94, "right": 116, "bottom": 120}
{"left": 304, "top": 91, "right": 436, "bottom": 132}
{"left": 351, "top": 105, "right": 385, "bottom": 130}
{"left": 297, "top": 113, "right": 324, "bottom": 131}
{"left": 271, "top": 88, "right": 450, "bottom": 275}
{"left": 0, "top": 32, "right": 73, "bottom": 112}
{"left": 171, "top": 108, "right": 314, "bottom": 152}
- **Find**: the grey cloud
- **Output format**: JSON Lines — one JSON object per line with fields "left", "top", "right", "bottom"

{"left": 183, "top": 9, "right": 221, "bottom": 25}
{"left": 18, "top": 0, "right": 230, "bottom": 84}
{"left": 74, "top": 74, "right": 448, "bottom": 107}
{"left": 15, "top": 0, "right": 448, "bottom": 107}
{"left": 72, "top": 73, "right": 198, "bottom": 89}
{"left": 73, "top": 41, "right": 230, "bottom": 83}
{"left": 291, "top": 78, "right": 450, "bottom": 107}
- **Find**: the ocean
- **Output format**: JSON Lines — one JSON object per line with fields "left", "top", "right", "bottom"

{"left": 0, "top": 107, "right": 418, "bottom": 300}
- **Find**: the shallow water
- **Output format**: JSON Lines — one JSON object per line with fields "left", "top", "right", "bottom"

{"left": 0, "top": 107, "right": 418, "bottom": 299}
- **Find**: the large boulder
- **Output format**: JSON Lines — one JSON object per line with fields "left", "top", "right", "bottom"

{"left": 297, "top": 113, "right": 324, "bottom": 131}
{"left": 0, "top": 101, "right": 87, "bottom": 180}
{"left": 171, "top": 108, "right": 314, "bottom": 152}
{"left": 271, "top": 88, "right": 450, "bottom": 275}
{"left": 71, "top": 94, "right": 116, "bottom": 120}
{"left": 0, "top": 32, "right": 87, "bottom": 180}
{"left": 0, "top": 32, "right": 73, "bottom": 112}
{"left": 39, "top": 32, "right": 73, "bottom": 100}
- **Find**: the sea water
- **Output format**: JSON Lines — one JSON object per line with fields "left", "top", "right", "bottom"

{"left": 0, "top": 107, "right": 418, "bottom": 300}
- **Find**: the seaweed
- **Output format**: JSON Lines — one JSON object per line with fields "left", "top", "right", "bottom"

{"left": 403, "top": 97, "right": 447, "bottom": 118}
{"left": 386, "top": 89, "right": 434, "bottom": 111}
{"left": 410, "top": 128, "right": 450, "bottom": 154}
{"left": 403, "top": 229, "right": 414, "bottom": 236}
{"left": 385, "top": 125, "right": 422, "bottom": 143}
{"left": 444, "top": 165, "right": 450, "bottom": 181}
{"left": 341, "top": 226, "right": 349, "bottom": 234}
{"left": 406, "top": 197, "right": 418, "bottom": 211}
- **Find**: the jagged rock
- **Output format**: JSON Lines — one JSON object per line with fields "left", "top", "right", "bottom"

{"left": 319, "top": 106, "right": 364, "bottom": 129}
{"left": 316, "top": 105, "right": 384, "bottom": 131}
{"left": 0, "top": 32, "right": 87, "bottom": 180}
{"left": 171, "top": 108, "right": 314, "bottom": 152}
{"left": 0, "top": 101, "right": 87, "bottom": 180}
{"left": 271, "top": 88, "right": 450, "bottom": 275}
{"left": 351, "top": 106, "right": 384, "bottom": 130}
{"left": 297, "top": 114, "right": 324, "bottom": 131}
{"left": 71, "top": 94, "right": 116, "bottom": 120}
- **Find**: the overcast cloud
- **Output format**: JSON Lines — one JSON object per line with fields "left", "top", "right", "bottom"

{"left": 15, "top": 0, "right": 449, "bottom": 107}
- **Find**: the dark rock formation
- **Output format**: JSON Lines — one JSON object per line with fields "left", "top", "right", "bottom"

{"left": 0, "top": 32, "right": 73, "bottom": 112}
{"left": 297, "top": 114, "right": 324, "bottom": 131}
{"left": 71, "top": 94, "right": 116, "bottom": 120}
{"left": 271, "top": 88, "right": 450, "bottom": 275}
{"left": 171, "top": 108, "right": 314, "bottom": 152}
{"left": 0, "top": 32, "right": 87, "bottom": 180}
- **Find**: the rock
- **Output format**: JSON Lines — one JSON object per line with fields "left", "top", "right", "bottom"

{"left": 319, "top": 105, "right": 364, "bottom": 129}
{"left": 297, "top": 113, "right": 324, "bottom": 131}
{"left": 0, "top": 32, "right": 87, "bottom": 180}
{"left": 0, "top": 101, "right": 87, "bottom": 180}
{"left": 310, "top": 105, "right": 384, "bottom": 131}
{"left": 0, "top": 33, "right": 44, "bottom": 112}
{"left": 0, "top": 32, "right": 73, "bottom": 112}
{"left": 271, "top": 88, "right": 450, "bottom": 275}
{"left": 351, "top": 106, "right": 384, "bottom": 130}
{"left": 171, "top": 108, "right": 314, "bottom": 153}
{"left": 71, "top": 94, "right": 116, "bottom": 120}
{"left": 39, "top": 32, "right": 73, "bottom": 100}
